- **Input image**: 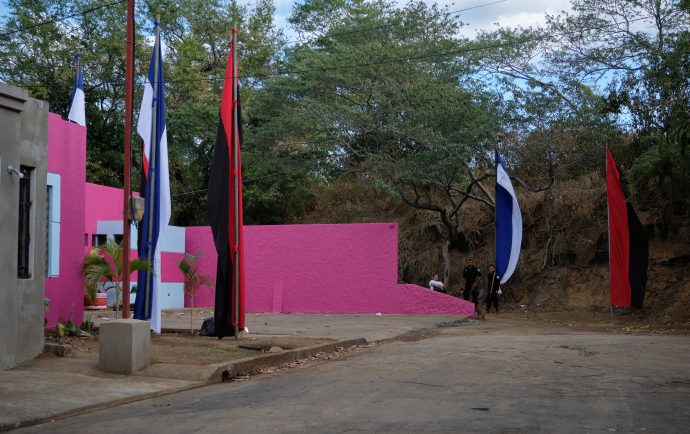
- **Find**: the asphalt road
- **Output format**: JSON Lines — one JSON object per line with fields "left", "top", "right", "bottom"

{"left": 20, "top": 324, "right": 690, "bottom": 433}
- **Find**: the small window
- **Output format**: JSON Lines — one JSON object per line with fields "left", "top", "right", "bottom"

{"left": 114, "top": 234, "right": 124, "bottom": 245}
{"left": 46, "top": 185, "right": 52, "bottom": 277}
{"left": 91, "top": 234, "right": 107, "bottom": 248}
{"left": 46, "top": 173, "right": 61, "bottom": 278}
{"left": 84, "top": 233, "right": 89, "bottom": 247}
{"left": 17, "top": 166, "right": 33, "bottom": 279}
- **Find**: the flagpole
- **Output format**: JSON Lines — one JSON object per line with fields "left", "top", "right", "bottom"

{"left": 122, "top": 0, "right": 135, "bottom": 319}
{"left": 494, "top": 148, "right": 498, "bottom": 285}
{"left": 74, "top": 53, "right": 81, "bottom": 88}
{"left": 606, "top": 146, "right": 613, "bottom": 319}
{"left": 232, "top": 28, "right": 240, "bottom": 340}
{"left": 144, "top": 17, "right": 161, "bottom": 319}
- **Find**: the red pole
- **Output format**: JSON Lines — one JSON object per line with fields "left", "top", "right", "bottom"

{"left": 122, "top": 0, "right": 135, "bottom": 319}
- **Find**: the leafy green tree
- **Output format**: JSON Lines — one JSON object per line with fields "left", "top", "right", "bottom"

{"left": 249, "top": 0, "right": 516, "bottom": 282}
{"left": 478, "top": 0, "right": 690, "bottom": 212}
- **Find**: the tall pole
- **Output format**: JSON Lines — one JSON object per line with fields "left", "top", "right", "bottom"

{"left": 144, "top": 18, "right": 161, "bottom": 317}
{"left": 122, "top": 0, "right": 135, "bottom": 319}
{"left": 232, "top": 29, "right": 240, "bottom": 340}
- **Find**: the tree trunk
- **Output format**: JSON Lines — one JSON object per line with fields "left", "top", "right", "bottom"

{"left": 190, "top": 294, "right": 194, "bottom": 336}
{"left": 115, "top": 283, "right": 121, "bottom": 320}
{"left": 441, "top": 239, "right": 451, "bottom": 290}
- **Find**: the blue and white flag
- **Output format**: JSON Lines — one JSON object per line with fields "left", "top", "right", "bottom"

{"left": 495, "top": 151, "right": 522, "bottom": 284}
{"left": 67, "top": 54, "right": 86, "bottom": 126}
{"left": 134, "top": 23, "right": 171, "bottom": 333}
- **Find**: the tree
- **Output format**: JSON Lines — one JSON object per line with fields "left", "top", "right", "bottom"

{"left": 476, "top": 0, "right": 690, "bottom": 212}
{"left": 176, "top": 251, "right": 214, "bottom": 334}
{"left": 253, "top": 0, "right": 520, "bottom": 283}
{"left": 81, "top": 240, "right": 150, "bottom": 319}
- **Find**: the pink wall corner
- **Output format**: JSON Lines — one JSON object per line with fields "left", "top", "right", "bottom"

{"left": 45, "top": 113, "right": 86, "bottom": 327}
{"left": 390, "top": 284, "right": 476, "bottom": 316}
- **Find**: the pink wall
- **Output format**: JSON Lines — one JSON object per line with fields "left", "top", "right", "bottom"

{"left": 45, "top": 114, "right": 86, "bottom": 327}
{"left": 47, "top": 119, "right": 472, "bottom": 319}
{"left": 85, "top": 183, "right": 139, "bottom": 237}
{"left": 185, "top": 223, "right": 474, "bottom": 316}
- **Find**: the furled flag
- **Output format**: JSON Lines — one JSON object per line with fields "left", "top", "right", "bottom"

{"left": 67, "top": 54, "right": 86, "bottom": 126}
{"left": 495, "top": 151, "right": 523, "bottom": 284}
{"left": 134, "top": 21, "right": 171, "bottom": 333}
{"left": 207, "top": 27, "right": 246, "bottom": 339}
{"left": 606, "top": 148, "right": 648, "bottom": 308}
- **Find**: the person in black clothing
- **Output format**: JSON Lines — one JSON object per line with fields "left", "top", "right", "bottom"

{"left": 485, "top": 264, "right": 501, "bottom": 314}
{"left": 462, "top": 259, "right": 481, "bottom": 301}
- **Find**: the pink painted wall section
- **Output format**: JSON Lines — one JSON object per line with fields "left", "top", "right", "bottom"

{"left": 45, "top": 114, "right": 86, "bottom": 327}
{"left": 394, "top": 284, "right": 475, "bottom": 316}
{"left": 184, "top": 226, "right": 218, "bottom": 308}
{"left": 84, "top": 183, "right": 137, "bottom": 235}
{"left": 246, "top": 223, "right": 398, "bottom": 314}
{"left": 184, "top": 223, "right": 474, "bottom": 316}
{"left": 160, "top": 252, "right": 184, "bottom": 282}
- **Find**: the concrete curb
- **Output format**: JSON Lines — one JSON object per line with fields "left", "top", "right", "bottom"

{"left": 203, "top": 338, "right": 368, "bottom": 384}
{"left": 0, "top": 382, "right": 204, "bottom": 433}
{"left": 0, "top": 338, "right": 367, "bottom": 433}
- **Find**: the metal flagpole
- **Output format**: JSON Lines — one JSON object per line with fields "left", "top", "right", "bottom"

{"left": 144, "top": 17, "right": 161, "bottom": 318}
{"left": 122, "top": 0, "right": 135, "bottom": 319}
{"left": 606, "top": 146, "right": 613, "bottom": 320}
{"left": 75, "top": 53, "right": 81, "bottom": 86}
{"left": 232, "top": 29, "right": 240, "bottom": 340}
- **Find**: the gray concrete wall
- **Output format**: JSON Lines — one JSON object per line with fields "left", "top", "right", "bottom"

{"left": 0, "top": 83, "right": 49, "bottom": 370}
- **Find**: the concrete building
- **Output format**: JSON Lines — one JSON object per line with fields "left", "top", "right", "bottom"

{"left": 0, "top": 84, "right": 49, "bottom": 370}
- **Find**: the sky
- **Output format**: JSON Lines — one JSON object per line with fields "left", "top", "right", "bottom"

{"left": 0, "top": 0, "right": 574, "bottom": 37}
{"left": 270, "top": 0, "right": 574, "bottom": 38}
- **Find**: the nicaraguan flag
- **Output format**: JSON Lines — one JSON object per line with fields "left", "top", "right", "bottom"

{"left": 495, "top": 151, "right": 522, "bottom": 284}
{"left": 67, "top": 54, "right": 86, "bottom": 126}
{"left": 134, "top": 23, "right": 171, "bottom": 333}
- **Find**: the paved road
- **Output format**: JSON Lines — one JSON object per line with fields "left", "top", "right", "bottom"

{"left": 21, "top": 324, "right": 690, "bottom": 433}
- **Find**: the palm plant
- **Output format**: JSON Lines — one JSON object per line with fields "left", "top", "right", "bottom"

{"left": 81, "top": 240, "right": 150, "bottom": 319}
{"left": 177, "top": 251, "right": 214, "bottom": 334}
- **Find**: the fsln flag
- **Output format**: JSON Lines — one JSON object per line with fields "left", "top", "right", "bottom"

{"left": 134, "top": 21, "right": 171, "bottom": 333}
{"left": 67, "top": 54, "right": 86, "bottom": 126}
{"left": 207, "top": 27, "right": 246, "bottom": 339}
{"left": 606, "top": 148, "right": 648, "bottom": 308}
{"left": 495, "top": 151, "right": 522, "bottom": 284}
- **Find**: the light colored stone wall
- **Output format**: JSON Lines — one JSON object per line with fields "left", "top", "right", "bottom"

{"left": 0, "top": 84, "right": 49, "bottom": 370}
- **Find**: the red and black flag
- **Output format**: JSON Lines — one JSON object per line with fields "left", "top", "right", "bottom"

{"left": 207, "top": 28, "right": 245, "bottom": 338}
{"left": 606, "top": 148, "right": 648, "bottom": 308}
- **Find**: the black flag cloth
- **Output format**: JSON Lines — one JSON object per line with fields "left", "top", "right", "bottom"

{"left": 207, "top": 29, "right": 246, "bottom": 338}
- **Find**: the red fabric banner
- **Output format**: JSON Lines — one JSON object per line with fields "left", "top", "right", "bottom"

{"left": 606, "top": 149, "right": 631, "bottom": 307}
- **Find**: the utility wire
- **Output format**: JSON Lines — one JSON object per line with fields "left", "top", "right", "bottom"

{"left": 0, "top": 0, "right": 127, "bottom": 38}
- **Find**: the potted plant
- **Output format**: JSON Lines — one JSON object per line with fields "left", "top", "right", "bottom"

{"left": 177, "top": 251, "right": 214, "bottom": 334}
{"left": 81, "top": 240, "right": 150, "bottom": 319}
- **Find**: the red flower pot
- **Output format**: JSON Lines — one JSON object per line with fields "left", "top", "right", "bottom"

{"left": 84, "top": 293, "right": 107, "bottom": 310}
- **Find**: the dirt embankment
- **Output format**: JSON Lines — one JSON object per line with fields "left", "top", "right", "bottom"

{"left": 303, "top": 173, "right": 690, "bottom": 326}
